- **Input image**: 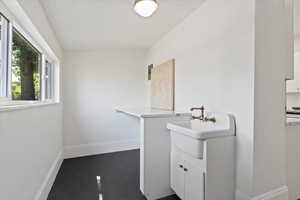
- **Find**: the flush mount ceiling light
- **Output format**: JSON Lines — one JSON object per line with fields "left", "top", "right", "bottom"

{"left": 134, "top": 0, "right": 158, "bottom": 18}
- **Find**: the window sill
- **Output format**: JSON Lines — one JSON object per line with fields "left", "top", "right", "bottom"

{"left": 0, "top": 100, "right": 61, "bottom": 112}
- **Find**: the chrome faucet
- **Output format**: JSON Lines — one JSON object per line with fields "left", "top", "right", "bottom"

{"left": 190, "top": 106, "right": 216, "bottom": 123}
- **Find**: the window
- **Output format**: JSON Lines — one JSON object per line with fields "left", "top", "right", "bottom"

{"left": 0, "top": 12, "right": 57, "bottom": 105}
{"left": 44, "top": 60, "right": 54, "bottom": 100}
{"left": 0, "top": 15, "right": 9, "bottom": 98}
{"left": 12, "top": 29, "right": 41, "bottom": 100}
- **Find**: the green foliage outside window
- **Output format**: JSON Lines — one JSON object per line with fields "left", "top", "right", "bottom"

{"left": 12, "top": 30, "right": 40, "bottom": 100}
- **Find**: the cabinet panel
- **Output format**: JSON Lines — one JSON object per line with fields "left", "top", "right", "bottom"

{"left": 171, "top": 147, "right": 185, "bottom": 199}
{"left": 184, "top": 160, "right": 205, "bottom": 200}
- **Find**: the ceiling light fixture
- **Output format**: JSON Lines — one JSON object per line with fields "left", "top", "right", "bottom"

{"left": 134, "top": 0, "right": 158, "bottom": 18}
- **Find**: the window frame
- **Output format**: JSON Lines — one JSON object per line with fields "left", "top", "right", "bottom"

{"left": 11, "top": 27, "right": 43, "bottom": 101}
{"left": 0, "top": 13, "right": 58, "bottom": 106}
{"left": 0, "top": 14, "right": 10, "bottom": 101}
{"left": 41, "top": 56, "right": 55, "bottom": 101}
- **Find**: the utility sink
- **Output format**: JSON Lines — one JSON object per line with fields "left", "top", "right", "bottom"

{"left": 167, "top": 113, "right": 235, "bottom": 158}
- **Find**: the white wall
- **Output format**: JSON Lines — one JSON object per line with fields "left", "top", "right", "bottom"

{"left": 146, "top": 0, "right": 293, "bottom": 199}
{"left": 295, "top": 39, "right": 300, "bottom": 50}
{"left": 286, "top": 50, "right": 300, "bottom": 109}
{"left": 0, "top": 105, "right": 63, "bottom": 200}
{"left": 286, "top": 93, "right": 300, "bottom": 109}
{"left": 15, "top": 0, "right": 62, "bottom": 59}
{"left": 63, "top": 50, "right": 146, "bottom": 158}
{"left": 252, "top": 0, "right": 292, "bottom": 197}
{"left": 146, "top": 0, "right": 255, "bottom": 198}
{"left": 286, "top": 125, "right": 300, "bottom": 200}
{"left": 0, "top": 0, "right": 63, "bottom": 200}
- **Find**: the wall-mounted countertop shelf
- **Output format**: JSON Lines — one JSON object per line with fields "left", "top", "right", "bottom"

{"left": 115, "top": 106, "right": 191, "bottom": 118}
{"left": 115, "top": 106, "right": 191, "bottom": 199}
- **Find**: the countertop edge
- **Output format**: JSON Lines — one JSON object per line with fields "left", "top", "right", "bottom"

{"left": 286, "top": 117, "right": 300, "bottom": 126}
{"left": 115, "top": 107, "right": 191, "bottom": 118}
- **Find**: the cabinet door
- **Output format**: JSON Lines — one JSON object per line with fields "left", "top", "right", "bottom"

{"left": 184, "top": 160, "right": 205, "bottom": 200}
{"left": 171, "top": 147, "right": 185, "bottom": 199}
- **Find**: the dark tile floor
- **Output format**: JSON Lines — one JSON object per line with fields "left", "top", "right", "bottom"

{"left": 47, "top": 150, "right": 180, "bottom": 200}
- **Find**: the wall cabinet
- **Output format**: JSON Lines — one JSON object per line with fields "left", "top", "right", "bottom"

{"left": 287, "top": 51, "right": 300, "bottom": 93}
{"left": 171, "top": 146, "right": 205, "bottom": 200}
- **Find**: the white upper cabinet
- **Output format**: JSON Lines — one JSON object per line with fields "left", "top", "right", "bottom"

{"left": 287, "top": 51, "right": 300, "bottom": 93}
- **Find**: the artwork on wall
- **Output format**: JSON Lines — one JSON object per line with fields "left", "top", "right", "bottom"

{"left": 150, "top": 59, "right": 175, "bottom": 111}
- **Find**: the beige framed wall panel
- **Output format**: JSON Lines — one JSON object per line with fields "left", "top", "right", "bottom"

{"left": 151, "top": 59, "right": 175, "bottom": 110}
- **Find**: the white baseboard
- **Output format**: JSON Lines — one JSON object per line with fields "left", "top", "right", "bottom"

{"left": 34, "top": 150, "right": 63, "bottom": 200}
{"left": 236, "top": 186, "right": 289, "bottom": 200}
{"left": 252, "top": 186, "right": 289, "bottom": 200}
{"left": 236, "top": 190, "right": 251, "bottom": 200}
{"left": 64, "top": 139, "right": 140, "bottom": 159}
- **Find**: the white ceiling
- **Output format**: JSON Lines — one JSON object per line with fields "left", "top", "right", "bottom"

{"left": 295, "top": 0, "right": 300, "bottom": 40}
{"left": 40, "top": 0, "right": 204, "bottom": 50}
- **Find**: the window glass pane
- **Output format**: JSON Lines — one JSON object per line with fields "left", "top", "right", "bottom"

{"left": 12, "top": 29, "right": 41, "bottom": 100}
{"left": 45, "top": 60, "right": 53, "bottom": 100}
{"left": 0, "top": 15, "right": 9, "bottom": 97}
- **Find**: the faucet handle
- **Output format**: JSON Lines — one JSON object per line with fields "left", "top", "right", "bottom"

{"left": 190, "top": 106, "right": 205, "bottom": 112}
{"left": 190, "top": 106, "right": 205, "bottom": 120}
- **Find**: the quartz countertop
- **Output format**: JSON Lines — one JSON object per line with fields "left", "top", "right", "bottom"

{"left": 115, "top": 106, "right": 191, "bottom": 118}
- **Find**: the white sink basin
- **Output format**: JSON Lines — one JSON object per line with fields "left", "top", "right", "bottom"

{"left": 167, "top": 113, "right": 235, "bottom": 158}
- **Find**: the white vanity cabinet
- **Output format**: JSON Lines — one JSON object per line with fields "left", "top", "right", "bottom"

{"left": 171, "top": 146, "right": 185, "bottom": 199}
{"left": 167, "top": 113, "right": 236, "bottom": 200}
{"left": 171, "top": 145, "right": 205, "bottom": 200}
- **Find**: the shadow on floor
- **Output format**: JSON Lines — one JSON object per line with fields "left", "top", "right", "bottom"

{"left": 47, "top": 150, "right": 180, "bottom": 200}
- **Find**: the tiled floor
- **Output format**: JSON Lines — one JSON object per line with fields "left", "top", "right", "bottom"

{"left": 47, "top": 150, "right": 180, "bottom": 200}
